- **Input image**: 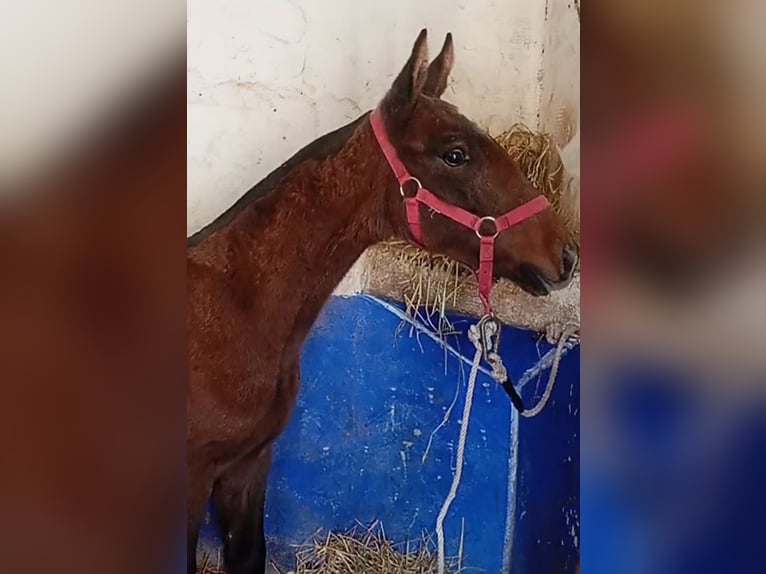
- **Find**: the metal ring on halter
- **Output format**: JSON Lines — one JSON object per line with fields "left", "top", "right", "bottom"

{"left": 475, "top": 216, "right": 499, "bottom": 238}
{"left": 399, "top": 176, "right": 422, "bottom": 198}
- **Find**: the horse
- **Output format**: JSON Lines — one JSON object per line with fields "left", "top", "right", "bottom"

{"left": 187, "top": 29, "right": 577, "bottom": 574}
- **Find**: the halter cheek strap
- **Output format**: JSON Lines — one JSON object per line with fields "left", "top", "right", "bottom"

{"left": 370, "top": 108, "right": 549, "bottom": 314}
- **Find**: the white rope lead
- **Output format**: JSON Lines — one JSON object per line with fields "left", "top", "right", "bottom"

{"left": 521, "top": 324, "right": 576, "bottom": 418}
{"left": 435, "top": 324, "right": 483, "bottom": 574}
{"left": 434, "top": 321, "right": 576, "bottom": 572}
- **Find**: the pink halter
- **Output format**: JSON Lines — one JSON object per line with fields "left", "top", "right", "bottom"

{"left": 370, "top": 108, "right": 550, "bottom": 315}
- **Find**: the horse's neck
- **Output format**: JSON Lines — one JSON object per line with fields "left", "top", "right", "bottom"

{"left": 197, "top": 120, "right": 394, "bottom": 338}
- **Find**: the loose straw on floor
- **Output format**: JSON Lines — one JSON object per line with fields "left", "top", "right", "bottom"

{"left": 294, "top": 521, "right": 452, "bottom": 574}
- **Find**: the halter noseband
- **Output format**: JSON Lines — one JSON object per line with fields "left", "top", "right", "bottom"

{"left": 370, "top": 108, "right": 550, "bottom": 315}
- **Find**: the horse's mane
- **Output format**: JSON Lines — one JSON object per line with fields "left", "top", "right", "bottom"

{"left": 187, "top": 112, "right": 370, "bottom": 247}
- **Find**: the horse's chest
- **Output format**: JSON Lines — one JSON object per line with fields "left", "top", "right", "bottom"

{"left": 220, "top": 362, "right": 300, "bottom": 459}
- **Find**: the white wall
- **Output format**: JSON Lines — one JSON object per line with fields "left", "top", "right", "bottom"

{"left": 541, "top": 0, "right": 580, "bottom": 226}
{"left": 539, "top": 0, "right": 580, "bottom": 145}
{"left": 187, "top": 0, "right": 581, "bottom": 234}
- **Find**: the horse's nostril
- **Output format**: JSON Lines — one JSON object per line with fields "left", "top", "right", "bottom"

{"left": 561, "top": 243, "right": 578, "bottom": 277}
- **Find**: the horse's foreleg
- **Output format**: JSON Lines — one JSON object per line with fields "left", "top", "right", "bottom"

{"left": 187, "top": 458, "right": 215, "bottom": 574}
{"left": 213, "top": 445, "right": 272, "bottom": 574}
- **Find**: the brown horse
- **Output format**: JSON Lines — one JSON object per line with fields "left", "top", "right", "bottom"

{"left": 187, "top": 29, "right": 576, "bottom": 574}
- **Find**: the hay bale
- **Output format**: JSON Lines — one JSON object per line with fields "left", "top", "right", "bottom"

{"left": 370, "top": 241, "right": 469, "bottom": 335}
{"left": 365, "top": 244, "right": 580, "bottom": 332}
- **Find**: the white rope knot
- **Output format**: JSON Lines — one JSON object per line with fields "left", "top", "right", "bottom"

{"left": 486, "top": 352, "right": 508, "bottom": 384}
{"left": 545, "top": 320, "right": 580, "bottom": 345}
{"left": 467, "top": 322, "right": 482, "bottom": 347}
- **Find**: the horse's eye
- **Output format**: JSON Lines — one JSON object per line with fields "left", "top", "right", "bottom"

{"left": 442, "top": 148, "right": 468, "bottom": 167}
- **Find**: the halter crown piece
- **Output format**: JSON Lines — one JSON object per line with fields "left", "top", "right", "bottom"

{"left": 369, "top": 108, "right": 549, "bottom": 315}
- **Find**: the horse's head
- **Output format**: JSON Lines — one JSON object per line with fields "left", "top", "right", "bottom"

{"left": 378, "top": 30, "right": 577, "bottom": 296}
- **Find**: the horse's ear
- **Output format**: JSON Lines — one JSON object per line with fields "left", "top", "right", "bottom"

{"left": 422, "top": 33, "right": 454, "bottom": 98}
{"left": 382, "top": 29, "right": 429, "bottom": 118}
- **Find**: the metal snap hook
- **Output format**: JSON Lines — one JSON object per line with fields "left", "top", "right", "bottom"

{"left": 477, "top": 314, "right": 501, "bottom": 362}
